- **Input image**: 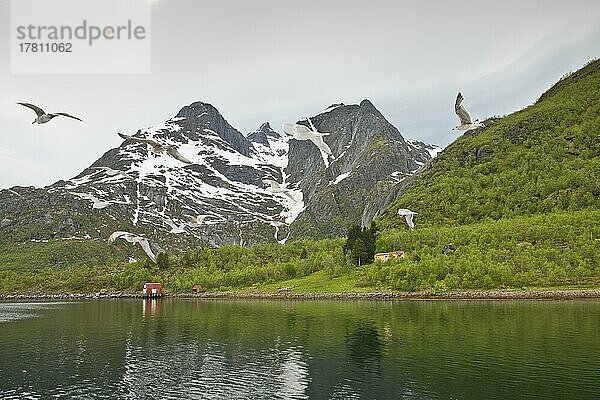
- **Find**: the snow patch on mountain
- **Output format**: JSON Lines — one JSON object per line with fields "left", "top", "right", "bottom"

{"left": 408, "top": 139, "right": 443, "bottom": 159}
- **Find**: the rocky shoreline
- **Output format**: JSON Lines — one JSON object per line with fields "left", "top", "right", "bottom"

{"left": 1, "top": 289, "right": 599, "bottom": 301}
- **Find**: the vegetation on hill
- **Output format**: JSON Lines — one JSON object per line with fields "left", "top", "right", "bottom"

{"left": 0, "top": 209, "right": 597, "bottom": 294}
{"left": 379, "top": 59, "right": 600, "bottom": 229}
{"left": 1, "top": 60, "right": 599, "bottom": 295}
{"left": 344, "top": 223, "right": 378, "bottom": 265}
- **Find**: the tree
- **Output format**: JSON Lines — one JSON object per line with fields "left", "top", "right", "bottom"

{"left": 351, "top": 238, "right": 369, "bottom": 266}
{"left": 156, "top": 253, "right": 170, "bottom": 270}
{"left": 344, "top": 222, "right": 378, "bottom": 265}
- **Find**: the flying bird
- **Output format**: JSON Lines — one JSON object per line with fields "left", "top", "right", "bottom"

{"left": 282, "top": 121, "right": 332, "bottom": 156}
{"left": 397, "top": 208, "right": 418, "bottom": 230}
{"left": 69, "top": 192, "right": 111, "bottom": 210}
{"left": 262, "top": 179, "right": 300, "bottom": 202}
{"left": 93, "top": 166, "right": 134, "bottom": 180}
{"left": 163, "top": 217, "right": 187, "bottom": 234}
{"left": 117, "top": 132, "right": 193, "bottom": 164}
{"left": 452, "top": 93, "right": 484, "bottom": 131}
{"left": 184, "top": 214, "right": 208, "bottom": 228}
{"left": 108, "top": 231, "right": 157, "bottom": 263}
{"left": 17, "top": 102, "right": 83, "bottom": 124}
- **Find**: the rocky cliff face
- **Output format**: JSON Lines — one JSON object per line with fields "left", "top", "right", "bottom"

{"left": 0, "top": 100, "right": 440, "bottom": 255}
{"left": 285, "top": 100, "right": 438, "bottom": 237}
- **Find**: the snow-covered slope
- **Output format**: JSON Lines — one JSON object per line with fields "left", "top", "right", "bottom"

{"left": 48, "top": 102, "right": 306, "bottom": 247}
{"left": 0, "top": 100, "right": 441, "bottom": 255}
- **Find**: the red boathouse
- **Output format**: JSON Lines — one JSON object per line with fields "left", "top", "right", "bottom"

{"left": 142, "top": 282, "right": 162, "bottom": 297}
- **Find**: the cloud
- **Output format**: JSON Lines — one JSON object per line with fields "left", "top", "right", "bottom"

{"left": 1, "top": 1, "right": 599, "bottom": 187}
{"left": 0, "top": 145, "right": 49, "bottom": 188}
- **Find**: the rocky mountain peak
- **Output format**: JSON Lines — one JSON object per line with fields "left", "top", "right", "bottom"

{"left": 0, "top": 99, "right": 440, "bottom": 255}
{"left": 248, "top": 122, "right": 280, "bottom": 146}
{"left": 285, "top": 100, "right": 438, "bottom": 236}
{"left": 258, "top": 122, "right": 274, "bottom": 132}
{"left": 173, "top": 101, "right": 253, "bottom": 157}
{"left": 359, "top": 98, "right": 376, "bottom": 110}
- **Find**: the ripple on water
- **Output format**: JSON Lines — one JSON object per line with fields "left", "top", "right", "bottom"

{"left": 0, "top": 302, "right": 76, "bottom": 323}
{"left": 111, "top": 340, "right": 311, "bottom": 400}
{"left": 1, "top": 300, "right": 598, "bottom": 399}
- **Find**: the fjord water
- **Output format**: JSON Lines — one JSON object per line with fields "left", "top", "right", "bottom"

{"left": 0, "top": 300, "right": 598, "bottom": 399}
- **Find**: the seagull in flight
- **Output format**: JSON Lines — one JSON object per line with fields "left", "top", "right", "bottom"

{"left": 283, "top": 120, "right": 332, "bottom": 157}
{"left": 184, "top": 214, "right": 208, "bottom": 228}
{"left": 397, "top": 208, "right": 418, "bottom": 230}
{"left": 108, "top": 231, "right": 157, "bottom": 263}
{"left": 117, "top": 132, "right": 193, "bottom": 164}
{"left": 163, "top": 217, "right": 187, "bottom": 234}
{"left": 263, "top": 179, "right": 301, "bottom": 202}
{"left": 93, "top": 166, "right": 134, "bottom": 180}
{"left": 69, "top": 191, "right": 130, "bottom": 209}
{"left": 18, "top": 102, "right": 83, "bottom": 124}
{"left": 69, "top": 192, "right": 111, "bottom": 210}
{"left": 452, "top": 93, "right": 484, "bottom": 131}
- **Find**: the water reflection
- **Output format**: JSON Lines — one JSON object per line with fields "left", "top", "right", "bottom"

{"left": 0, "top": 302, "right": 73, "bottom": 323}
{"left": 0, "top": 299, "right": 598, "bottom": 400}
{"left": 116, "top": 331, "right": 310, "bottom": 399}
{"left": 346, "top": 321, "right": 382, "bottom": 362}
{"left": 142, "top": 299, "right": 160, "bottom": 318}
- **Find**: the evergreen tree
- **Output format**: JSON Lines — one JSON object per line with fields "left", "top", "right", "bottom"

{"left": 351, "top": 238, "right": 368, "bottom": 266}
{"left": 156, "top": 253, "right": 170, "bottom": 270}
{"left": 344, "top": 222, "right": 378, "bottom": 265}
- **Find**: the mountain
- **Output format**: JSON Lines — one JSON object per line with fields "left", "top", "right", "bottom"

{"left": 0, "top": 100, "right": 439, "bottom": 255}
{"left": 286, "top": 100, "right": 439, "bottom": 237}
{"left": 379, "top": 59, "right": 600, "bottom": 229}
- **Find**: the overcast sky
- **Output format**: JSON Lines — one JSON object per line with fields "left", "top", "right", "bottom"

{"left": 1, "top": 0, "right": 599, "bottom": 188}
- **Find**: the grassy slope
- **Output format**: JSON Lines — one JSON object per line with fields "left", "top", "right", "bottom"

{"left": 379, "top": 60, "right": 600, "bottom": 228}
{"left": 1, "top": 209, "right": 597, "bottom": 293}
{"left": 1, "top": 61, "right": 599, "bottom": 295}
{"left": 0, "top": 240, "right": 125, "bottom": 271}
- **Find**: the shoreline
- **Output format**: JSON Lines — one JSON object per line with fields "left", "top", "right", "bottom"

{"left": 1, "top": 289, "right": 599, "bottom": 301}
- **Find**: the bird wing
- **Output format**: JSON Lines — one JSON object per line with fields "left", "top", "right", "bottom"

{"left": 282, "top": 123, "right": 296, "bottom": 136}
{"left": 310, "top": 136, "right": 332, "bottom": 155}
{"left": 109, "top": 231, "right": 155, "bottom": 261}
{"left": 54, "top": 112, "right": 83, "bottom": 122}
{"left": 283, "top": 123, "right": 313, "bottom": 137}
{"left": 117, "top": 132, "right": 160, "bottom": 147}
{"left": 137, "top": 239, "right": 157, "bottom": 263}
{"left": 455, "top": 92, "right": 473, "bottom": 125}
{"left": 108, "top": 231, "right": 130, "bottom": 244}
{"left": 70, "top": 191, "right": 96, "bottom": 202}
{"left": 166, "top": 147, "right": 192, "bottom": 164}
{"left": 405, "top": 214, "right": 415, "bottom": 229}
{"left": 397, "top": 208, "right": 415, "bottom": 216}
{"left": 18, "top": 102, "right": 46, "bottom": 117}
{"left": 294, "top": 124, "right": 313, "bottom": 136}
{"left": 283, "top": 191, "right": 297, "bottom": 201}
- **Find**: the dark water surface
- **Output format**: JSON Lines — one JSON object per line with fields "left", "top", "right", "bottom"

{"left": 0, "top": 299, "right": 598, "bottom": 399}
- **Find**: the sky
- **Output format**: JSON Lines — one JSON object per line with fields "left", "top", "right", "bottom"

{"left": 1, "top": 0, "right": 599, "bottom": 188}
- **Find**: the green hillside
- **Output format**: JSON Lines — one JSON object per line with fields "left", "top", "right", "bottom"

{"left": 380, "top": 59, "right": 600, "bottom": 228}
{"left": 1, "top": 60, "right": 599, "bottom": 295}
